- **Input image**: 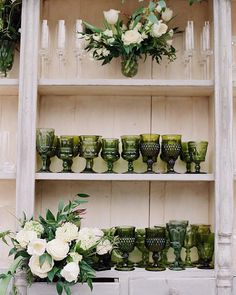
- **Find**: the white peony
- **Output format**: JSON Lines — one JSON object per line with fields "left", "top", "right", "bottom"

{"left": 122, "top": 30, "right": 143, "bottom": 46}
{"left": 77, "top": 228, "right": 104, "bottom": 251}
{"left": 29, "top": 255, "right": 53, "bottom": 279}
{"left": 56, "top": 222, "right": 78, "bottom": 243}
{"left": 16, "top": 230, "right": 37, "bottom": 248}
{"left": 46, "top": 239, "right": 69, "bottom": 261}
{"left": 103, "top": 9, "right": 120, "bottom": 25}
{"left": 61, "top": 262, "right": 80, "bottom": 283}
{"left": 103, "top": 29, "right": 113, "bottom": 38}
{"left": 162, "top": 8, "right": 173, "bottom": 22}
{"left": 69, "top": 252, "right": 83, "bottom": 263}
{"left": 151, "top": 22, "right": 168, "bottom": 37}
{"left": 24, "top": 221, "right": 44, "bottom": 236}
{"left": 27, "top": 238, "right": 46, "bottom": 256}
{"left": 96, "top": 239, "right": 113, "bottom": 255}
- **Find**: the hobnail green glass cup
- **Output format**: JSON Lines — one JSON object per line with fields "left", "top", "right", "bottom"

{"left": 140, "top": 134, "right": 160, "bottom": 174}
{"left": 36, "top": 128, "right": 55, "bottom": 172}
{"left": 57, "top": 136, "right": 79, "bottom": 173}
{"left": 188, "top": 141, "right": 208, "bottom": 173}
{"left": 196, "top": 232, "right": 214, "bottom": 269}
{"left": 166, "top": 220, "right": 188, "bottom": 271}
{"left": 184, "top": 224, "right": 198, "bottom": 268}
{"left": 145, "top": 227, "right": 166, "bottom": 271}
{"left": 121, "top": 135, "right": 140, "bottom": 173}
{"left": 135, "top": 229, "right": 149, "bottom": 268}
{"left": 180, "top": 142, "right": 192, "bottom": 173}
{"left": 161, "top": 135, "right": 182, "bottom": 174}
{"left": 101, "top": 138, "right": 120, "bottom": 173}
{"left": 115, "top": 226, "right": 136, "bottom": 271}
{"left": 79, "top": 135, "right": 101, "bottom": 173}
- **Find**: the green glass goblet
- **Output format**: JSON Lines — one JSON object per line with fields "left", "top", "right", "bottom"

{"left": 145, "top": 227, "right": 166, "bottom": 271}
{"left": 188, "top": 141, "right": 208, "bottom": 174}
{"left": 157, "top": 226, "right": 170, "bottom": 267}
{"left": 101, "top": 138, "right": 120, "bottom": 173}
{"left": 140, "top": 134, "right": 160, "bottom": 174}
{"left": 79, "top": 135, "right": 101, "bottom": 173}
{"left": 184, "top": 225, "right": 198, "bottom": 268}
{"left": 161, "top": 135, "right": 182, "bottom": 174}
{"left": 196, "top": 232, "right": 214, "bottom": 269}
{"left": 121, "top": 135, "right": 140, "bottom": 174}
{"left": 57, "top": 136, "right": 79, "bottom": 173}
{"left": 180, "top": 142, "right": 192, "bottom": 174}
{"left": 115, "top": 226, "right": 136, "bottom": 271}
{"left": 166, "top": 220, "right": 188, "bottom": 271}
{"left": 135, "top": 229, "right": 149, "bottom": 268}
{"left": 36, "top": 128, "right": 55, "bottom": 172}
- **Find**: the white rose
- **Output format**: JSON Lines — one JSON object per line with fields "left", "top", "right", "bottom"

{"left": 103, "top": 9, "right": 120, "bottom": 25}
{"left": 122, "top": 30, "right": 143, "bottom": 46}
{"left": 151, "top": 22, "right": 168, "bottom": 37}
{"left": 16, "top": 230, "right": 37, "bottom": 248}
{"left": 29, "top": 255, "right": 53, "bottom": 279}
{"left": 77, "top": 228, "right": 104, "bottom": 251}
{"left": 46, "top": 239, "right": 69, "bottom": 261}
{"left": 103, "top": 29, "right": 113, "bottom": 37}
{"left": 24, "top": 221, "right": 44, "bottom": 236}
{"left": 162, "top": 8, "right": 173, "bottom": 22}
{"left": 69, "top": 252, "right": 83, "bottom": 263}
{"left": 56, "top": 222, "right": 78, "bottom": 243}
{"left": 96, "top": 239, "right": 113, "bottom": 255}
{"left": 61, "top": 262, "right": 80, "bottom": 283}
{"left": 27, "top": 239, "right": 46, "bottom": 256}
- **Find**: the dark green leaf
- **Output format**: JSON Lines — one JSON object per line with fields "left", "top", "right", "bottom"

{"left": 64, "top": 285, "right": 71, "bottom": 295}
{"left": 56, "top": 282, "right": 64, "bottom": 295}
{"left": 148, "top": 13, "right": 158, "bottom": 24}
{"left": 8, "top": 248, "right": 17, "bottom": 256}
{"left": 83, "top": 21, "right": 102, "bottom": 33}
{"left": 58, "top": 200, "right": 64, "bottom": 212}
{"left": 149, "top": 1, "right": 156, "bottom": 12}
{"left": 46, "top": 209, "right": 55, "bottom": 222}
{"left": 39, "top": 254, "right": 46, "bottom": 267}
{"left": 76, "top": 193, "right": 90, "bottom": 198}
{"left": 47, "top": 267, "right": 59, "bottom": 282}
{"left": 158, "top": 0, "right": 167, "bottom": 10}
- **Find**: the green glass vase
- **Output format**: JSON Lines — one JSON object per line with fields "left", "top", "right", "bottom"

{"left": 184, "top": 224, "right": 198, "bottom": 268}
{"left": 196, "top": 232, "right": 214, "bottom": 269}
{"left": 101, "top": 138, "right": 120, "bottom": 173}
{"left": 121, "top": 135, "right": 140, "bottom": 173}
{"left": 188, "top": 141, "right": 208, "bottom": 173}
{"left": 135, "top": 229, "right": 149, "bottom": 268}
{"left": 121, "top": 55, "right": 138, "bottom": 78}
{"left": 57, "top": 136, "right": 79, "bottom": 172}
{"left": 140, "top": 134, "right": 160, "bottom": 174}
{"left": 180, "top": 142, "right": 192, "bottom": 173}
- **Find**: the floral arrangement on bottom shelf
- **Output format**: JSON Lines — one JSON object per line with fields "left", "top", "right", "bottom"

{"left": 0, "top": 194, "right": 116, "bottom": 295}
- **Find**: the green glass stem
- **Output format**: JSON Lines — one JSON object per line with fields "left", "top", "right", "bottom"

{"left": 147, "top": 159, "right": 154, "bottom": 173}
{"left": 82, "top": 159, "right": 95, "bottom": 173}
{"left": 171, "top": 246, "right": 184, "bottom": 270}
{"left": 167, "top": 160, "right": 176, "bottom": 173}
{"left": 186, "top": 162, "right": 192, "bottom": 174}
{"left": 185, "top": 247, "right": 193, "bottom": 267}
{"left": 195, "top": 162, "right": 201, "bottom": 173}
{"left": 152, "top": 251, "right": 160, "bottom": 268}
{"left": 107, "top": 161, "right": 114, "bottom": 173}
{"left": 127, "top": 161, "right": 134, "bottom": 173}
{"left": 62, "top": 159, "right": 73, "bottom": 173}
{"left": 39, "top": 155, "right": 50, "bottom": 172}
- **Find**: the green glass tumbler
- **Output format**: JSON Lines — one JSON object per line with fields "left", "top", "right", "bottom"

{"left": 36, "top": 128, "right": 55, "bottom": 172}
{"left": 115, "top": 226, "right": 136, "bottom": 271}
{"left": 188, "top": 141, "right": 208, "bottom": 174}
{"left": 79, "top": 135, "right": 101, "bottom": 173}
{"left": 196, "top": 232, "right": 214, "bottom": 269}
{"left": 161, "top": 135, "right": 182, "bottom": 174}
{"left": 135, "top": 229, "right": 149, "bottom": 268}
{"left": 180, "top": 142, "right": 192, "bottom": 173}
{"left": 184, "top": 225, "right": 198, "bottom": 268}
{"left": 140, "top": 134, "right": 160, "bottom": 174}
{"left": 121, "top": 135, "right": 140, "bottom": 174}
{"left": 145, "top": 227, "right": 166, "bottom": 271}
{"left": 101, "top": 138, "right": 120, "bottom": 173}
{"left": 166, "top": 220, "right": 188, "bottom": 271}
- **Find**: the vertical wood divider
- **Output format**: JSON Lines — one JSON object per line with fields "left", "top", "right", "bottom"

{"left": 214, "top": 0, "right": 234, "bottom": 294}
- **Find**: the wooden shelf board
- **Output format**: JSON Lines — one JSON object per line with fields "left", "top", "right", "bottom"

{"left": 0, "top": 172, "right": 16, "bottom": 180}
{"left": 0, "top": 79, "right": 19, "bottom": 95}
{"left": 38, "top": 79, "right": 214, "bottom": 97}
{"left": 35, "top": 173, "right": 214, "bottom": 182}
{"left": 95, "top": 267, "right": 215, "bottom": 279}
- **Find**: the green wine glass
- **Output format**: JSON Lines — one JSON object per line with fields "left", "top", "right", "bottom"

{"left": 135, "top": 229, "right": 149, "bottom": 268}
{"left": 166, "top": 220, "right": 188, "bottom": 271}
{"left": 161, "top": 135, "right": 182, "bottom": 174}
{"left": 180, "top": 142, "right": 192, "bottom": 173}
{"left": 145, "top": 227, "right": 166, "bottom": 271}
{"left": 184, "top": 224, "right": 198, "bottom": 268}
{"left": 79, "top": 135, "right": 101, "bottom": 173}
{"left": 36, "top": 128, "right": 55, "bottom": 172}
{"left": 188, "top": 141, "right": 208, "bottom": 174}
{"left": 196, "top": 232, "right": 214, "bottom": 269}
{"left": 121, "top": 135, "right": 140, "bottom": 173}
{"left": 101, "top": 138, "right": 120, "bottom": 173}
{"left": 140, "top": 134, "right": 160, "bottom": 174}
{"left": 115, "top": 226, "right": 136, "bottom": 271}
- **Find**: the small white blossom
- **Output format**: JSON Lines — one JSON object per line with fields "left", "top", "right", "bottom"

{"left": 69, "top": 252, "right": 83, "bottom": 263}
{"left": 103, "top": 29, "right": 113, "bottom": 38}
{"left": 96, "top": 239, "right": 113, "bottom": 255}
{"left": 24, "top": 221, "right": 44, "bottom": 236}
{"left": 16, "top": 230, "right": 37, "bottom": 248}
{"left": 103, "top": 48, "right": 110, "bottom": 56}
{"left": 93, "top": 34, "right": 101, "bottom": 42}
{"left": 56, "top": 222, "right": 78, "bottom": 243}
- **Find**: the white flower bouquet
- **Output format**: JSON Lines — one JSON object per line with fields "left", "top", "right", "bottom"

{"left": 0, "top": 194, "right": 115, "bottom": 295}
{"left": 82, "top": 0, "right": 176, "bottom": 77}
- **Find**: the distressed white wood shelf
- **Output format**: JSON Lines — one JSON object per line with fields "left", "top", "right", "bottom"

{"left": 0, "top": 79, "right": 18, "bottom": 95}
{"left": 0, "top": 172, "right": 16, "bottom": 180}
{"left": 38, "top": 79, "right": 214, "bottom": 97}
{"left": 35, "top": 173, "right": 214, "bottom": 182}
{"left": 233, "top": 81, "right": 236, "bottom": 96}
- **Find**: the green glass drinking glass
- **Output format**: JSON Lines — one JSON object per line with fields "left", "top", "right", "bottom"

{"left": 101, "top": 138, "right": 120, "bottom": 173}
{"left": 160, "top": 135, "right": 182, "bottom": 174}
{"left": 115, "top": 226, "right": 136, "bottom": 271}
{"left": 197, "top": 224, "right": 211, "bottom": 234}
{"left": 36, "top": 128, "right": 55, "bottom": 172}
{"left": 135, "top": 229, "right": 149, "bottom": 268}
{"left": 180, "top": 142, "right": 192, "bottom": 174}
{"left": 196, "top": 232, "right": 214, "bottom": 269}
{"left": 79, "top": 135, "right": 101, "bottom": 173}
{"left": 140, "top": 134, "right": 160, "bottom": 174}
{"left": 57, "top": 136, "right": 80, "bottom": 173}
{"left": 145, "top": 227, "right": 166, "bottom": 271}
{"left": 121, "top": 135, "right": 140, "bottom": 173}
{"left": 184, "top": 224, "right": 198, "bottom": 268}
{"left": 188, "top": 141, "right": 208, "bottom": 174}
{"left": 166, "top": 220, "right": 188, "bottom": 271}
